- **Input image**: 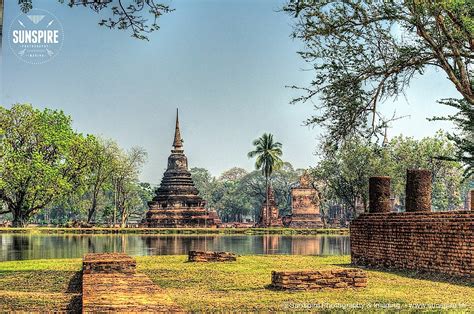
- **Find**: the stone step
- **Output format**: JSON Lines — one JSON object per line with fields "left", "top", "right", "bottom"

{"left": 82, "top": 253, "right": 180, "bottom": 313}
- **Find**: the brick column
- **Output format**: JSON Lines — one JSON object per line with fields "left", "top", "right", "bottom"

{"left": 369, "top": 176, "right": 391, "bottom": 213}
{"left": 470, "top": 190, "right": 474, "bottom": 210}
{"left": 405, "top": 169, "right": 432, "bottom": 212}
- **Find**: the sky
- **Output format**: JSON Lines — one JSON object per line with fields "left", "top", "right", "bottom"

{"left": 1, "top": 0, "right": 460, "bottom": 184}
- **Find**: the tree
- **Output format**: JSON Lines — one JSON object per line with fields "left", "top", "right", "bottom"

{"left": 0, "top": 104, "right": 94, "bottom": 227}
{"left": 312, "top": 132, "right": 466, "bottom": 220}
{"left": 247, "top": 133, "right": 284, "bottom": 221}
{"left": 84, "top": 138, "right": 120, "bottom": 223}
{"left": 17, "top": 0, "right": 173, "bottom": 40}
{"left": 190, "top": 167, "right": 217, "bottom": 209}
{"left": 114, "top": 146, "right": 147, "bottom": 227}
{"left": 283, "top": 0, "right": 473, "bottom": 166}
{"left": 387, "top": 131, "right": 465, "bottom": 210}
{"left": 312, "top": 137, "right": 389, "bottom": 219}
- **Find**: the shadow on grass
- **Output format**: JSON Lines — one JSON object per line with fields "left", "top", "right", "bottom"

{"left": 66, "top": 271, "right": 82, "bottom": 313}
{"left": 333, "top": 263, "right": 473, "bottom": 288}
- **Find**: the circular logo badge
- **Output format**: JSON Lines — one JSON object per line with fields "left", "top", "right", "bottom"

{"left": 8, "top": 9, "right": 64, "bottom": 65}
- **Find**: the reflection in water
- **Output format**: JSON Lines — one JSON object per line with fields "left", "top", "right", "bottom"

{"left": 0, "top": 234, "right": 350, "bottom": 261}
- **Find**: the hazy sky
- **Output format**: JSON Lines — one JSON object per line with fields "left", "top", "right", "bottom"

{"left": 1, "top": 0, "right": 459, "bottom": 184}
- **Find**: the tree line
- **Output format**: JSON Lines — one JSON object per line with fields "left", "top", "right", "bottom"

{"left": 0, "top": 104, "right": 149, "bottom": 227}
{"left": 313, "top": 132, "right": 470, "bottom": 223}
{"left": 0, "top": 105, "right": 469, "bottom": 227}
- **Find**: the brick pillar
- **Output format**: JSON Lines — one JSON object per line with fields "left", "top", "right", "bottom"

{"left": 369, "top": 176, "right": 391, "bottom": 213}
{"left": 405, "top": 169, "right": 432, "bottom": 212}
{"left": 470, "top": 190, "right": 474, "bottom": 210}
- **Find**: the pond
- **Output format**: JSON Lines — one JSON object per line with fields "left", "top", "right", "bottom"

{"left": 0, "top": 234, "right": 350, "bottom": 261}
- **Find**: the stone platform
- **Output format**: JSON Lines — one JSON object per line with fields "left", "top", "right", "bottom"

{"left": 82, "top": 253, "right": 180, "bottom": 313}
{"left": 270, "top": 269, "right": 367, "bottom": 290}
{"left": 188, "top": 250, "right": 237, "bottom": 262}
{"left": 83, "top": 253, "right": 136, "bottom": 274}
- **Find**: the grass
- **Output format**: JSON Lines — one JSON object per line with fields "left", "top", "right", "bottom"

{"left": 0, "top": 255, "right": 472, "bottom": 312}
{"left": 0, "top": 227, "right": 349, "bottom": 235}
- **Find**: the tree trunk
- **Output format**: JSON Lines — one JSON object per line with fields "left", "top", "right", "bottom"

{"left": 264, "top": 176, "right": 269, "bottom": 225}
{"left": 12, "top": 207, "right": 26, "bottom": 227}
{"left": 87, "top": 198, "right": 97, "bottom": 223}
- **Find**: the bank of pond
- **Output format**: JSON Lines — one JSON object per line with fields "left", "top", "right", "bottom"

{"left": 0, "top": 227, "right": 348, "bottom": 235}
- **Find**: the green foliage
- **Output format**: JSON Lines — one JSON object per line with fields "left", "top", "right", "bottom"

{"left": 0, "top": 104, "right": 95, "bottom": 226}
{"left": 430, "top": 98, "right": 474, "bottom": 178}
{"left": 19, "top": 0, "right": 174, "bottom": 40}
{"left": 313, "top": 137, "right": 388, "bottom": 218}
{"left": 191, "top": 163, "right": 301, "bottom": 222}
{"left": 283, "top": 0, "right": 473, "bottom": 166}
{"left": 313, "top": 132, "right": 467, "bottom": 217}
{"left": 248, "top": 133, "right": 284, "bottom": 181}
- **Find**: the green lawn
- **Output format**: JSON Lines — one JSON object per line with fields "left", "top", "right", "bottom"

{"left": 0, "top": 255, "right": 472, "bottom": 312}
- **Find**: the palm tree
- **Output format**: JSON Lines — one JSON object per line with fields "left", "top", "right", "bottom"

{"left": 247, "top": 133, "right": 283, "bottom": 223}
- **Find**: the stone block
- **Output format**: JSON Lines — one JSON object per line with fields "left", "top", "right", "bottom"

{"left": 188, "top": 250, "right": 237, "bottom": 262}
{"left": 270, "top": 269, "right": 367, "bottom": 291}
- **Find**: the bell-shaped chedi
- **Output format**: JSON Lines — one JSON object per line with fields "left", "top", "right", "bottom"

{"left": 256, "top": 184, "right": 283, "bottom": 227}
{"left": 286, "top": 172, "right": 324, "bottom": 228}
{"left": 145, "top": 109, "right": 221, "bottom": 228}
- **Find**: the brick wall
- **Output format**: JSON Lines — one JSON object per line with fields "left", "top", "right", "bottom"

{"left": 271, "top": 269, "right": 367, "bottom": 290}
{"left": 350, "top": 211, "right": 473, "bottom": 279}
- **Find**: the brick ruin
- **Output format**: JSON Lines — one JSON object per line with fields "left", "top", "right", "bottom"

{"left": 351, "top": 169, "right": 473, "bottom": 279}
{"left": 145, "top": 110, "right": 221, "bottom": 228}
{"left": 256, "top": 185, "right": 283, "bottom": 227}
{"left": 83, "top": 253, "right": 136, "bottom": 274}
{"left": 188, "top": 250, "right": 237, "bottom": 262}
{"left": 82, "top": 253, "right": 180, "bottom": 312}
{"left": 286, "top": 173, "right": 324, "bottom": 228}
{"left": 271, "top": 269, "right": 367, "bottom": 290}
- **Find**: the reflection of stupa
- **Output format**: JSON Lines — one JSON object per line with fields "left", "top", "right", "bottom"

{"left": 145, "top": 110, "right": 221, "bottom": 228}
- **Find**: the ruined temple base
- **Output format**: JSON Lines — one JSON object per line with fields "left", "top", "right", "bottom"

{"left": 286, "top": 214, "right": 324, "bottom": 228}
{"left": 188, "top": 250, "right": 237, "bottom": 262}
{"left": 146, "top": 208, "right": 221, "bottom": 228}
{"left": 271, "top": 269, "right": 367, "bottom": 290}
{"left": 82, "top": 253, "right": 180, "bottom": 313}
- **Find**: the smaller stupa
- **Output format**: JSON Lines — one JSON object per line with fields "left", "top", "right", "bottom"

{"left": 286, "top": 172, "right": 324, "bottom": 228}
{"left": 256, "top": 185, "right": 283, "bottom": 227}
{"left": 145, "top": 109, "right": 221, "bottom": 228}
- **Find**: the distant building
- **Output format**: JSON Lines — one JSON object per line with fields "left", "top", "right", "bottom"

{"left": 256, "top": 184, "right": 283, "bottom": 227}
{"left": 286, "top": 172, "right": 324, "bottom": 228}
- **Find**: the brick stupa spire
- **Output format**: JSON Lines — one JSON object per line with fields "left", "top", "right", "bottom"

{"left": 172, "top": 108, "right": 183, "bottom": 150}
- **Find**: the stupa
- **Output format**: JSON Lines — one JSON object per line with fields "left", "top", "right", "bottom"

{"left": 145, "top": 110, "right": 221, "bottom": 228}
{"left": 256, "top": 185, "right": 283, "bottom": 227}
{"left": 286, "top": 172, "right": 324, "bottom": 228}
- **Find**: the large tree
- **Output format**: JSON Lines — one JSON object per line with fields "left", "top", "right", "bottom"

{"left": 84, "top": 138, "right": 120, "bottom": 223}
{"left": 114, "top": 146, "right": 147, "bottom": 227}
{"left": 284, "top": 0, "right": 473, "bottom": 172}
{"left": 0, "top": 104, "right": 94, "bottom": 226}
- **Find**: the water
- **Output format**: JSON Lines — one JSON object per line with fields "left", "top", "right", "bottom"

{"left": 0, "top": 234, "right": 350, "bottom": 261}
